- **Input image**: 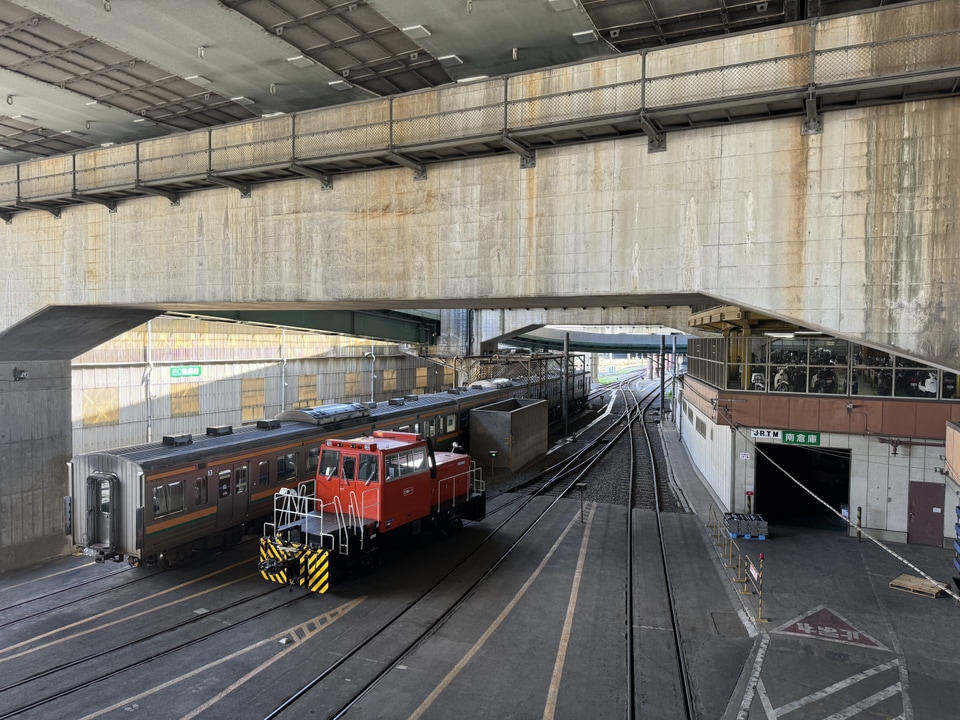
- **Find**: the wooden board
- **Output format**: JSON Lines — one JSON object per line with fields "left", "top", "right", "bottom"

{"left": 888, "top": 574, "right": 946, "bottom": 598}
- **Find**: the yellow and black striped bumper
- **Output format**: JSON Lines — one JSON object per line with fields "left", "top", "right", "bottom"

{"left": 259, "top": 536, "right": 330, "bottom": 594}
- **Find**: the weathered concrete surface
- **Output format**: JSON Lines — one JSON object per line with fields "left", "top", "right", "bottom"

{"left": 2, "top": 95, "right": 960, "bottom": 368}
{"left": 0, "top": 360, "right": 72, "bottom": 569}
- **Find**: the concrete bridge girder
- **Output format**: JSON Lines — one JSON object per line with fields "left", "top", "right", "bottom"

{"left": 471, "top": 307, "right": 696, "bottom": 355}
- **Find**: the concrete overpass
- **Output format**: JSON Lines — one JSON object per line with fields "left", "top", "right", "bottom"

{"left": 2, "top": 2, "right": 960, "bottom": 568}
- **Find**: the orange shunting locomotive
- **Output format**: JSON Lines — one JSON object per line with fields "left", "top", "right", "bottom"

{"left": 258, "top": 430, "right": 486, "bottom": 592}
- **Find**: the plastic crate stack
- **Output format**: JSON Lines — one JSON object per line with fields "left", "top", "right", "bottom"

{"left": 723, "top": 512, "right": 768, "bottom": 539}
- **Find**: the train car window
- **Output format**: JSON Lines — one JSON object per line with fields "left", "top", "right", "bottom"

{"left": 258, "top": 460, "right": 270, "bottom": 487}
{"left": 448, "top": 414, "right": 457, "bottom": 432}
{"left": 342, "top": 456, "right": 356, "bottom": 481}
{"left": 99, "top": 480, "right": 111, "bottom": 513}
{"left": 358, "top": 454, "right": 378, "bottom": 484}
{"left": 154, "top": 481, "right": 186, "bottom": 518}
{"left": 218, "top": 469, "right": 231, "bottom": 498}
{"left": 425, "top": 419, "right": 435, "bottom": 438}
{"left": 414, "top": 422, "right": 420, "bottom": 434}
{"left": 195, "top": 477, "right": 208, "bottom": 506}
{"left": 277, "top": 452, "right": 298, "bottom": 482}
{"left": 307, "top": 446, "right": 320, "bottom": 474}
{"left": 319, "top": 449, "right": 340, "bottom": 478}
{"left": 235, "top": 465, "right": 248, "bottom": 494}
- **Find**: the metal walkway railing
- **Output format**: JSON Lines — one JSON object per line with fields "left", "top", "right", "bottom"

{"left": 2, "top": 20, "right": 958, "bottom": 221}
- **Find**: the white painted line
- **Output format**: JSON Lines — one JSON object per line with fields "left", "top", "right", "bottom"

{"left": 407, "top": 508, "right": 587, "bottom": 720}
{"left": 773, "top": 659, "right": 899, "bottom": 716}
{"left": 543, "top": 502, "right": 597, "bottom": 720}
{"left": 757, "top": 679, "right": 777, "bottom": 719}
{"left": 736, "top": 633, "right": 770, "bottom": 720}
{"left": 819, "top": 682, "right": 902, "bottom": 720}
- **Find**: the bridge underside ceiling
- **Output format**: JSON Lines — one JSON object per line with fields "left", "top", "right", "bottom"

{"left": 176, "top": 309, "right": 441, "bottom": 345}
{"left": 0, "top": 306, "right": 160, "bottom": 362}
{"left": 510, "top": 332, "right": 689, "bottom": 355}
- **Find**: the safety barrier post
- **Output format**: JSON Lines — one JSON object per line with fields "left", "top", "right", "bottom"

{"left": 737, "top": 553, "right": 752, "bottom": 595}
{"left": 755, "top": 553, "right": 768, "bottom": 622}
{"left": 857, "top": 506, "right": 862, "bottom": 543}
{"left": 724, "top": 534, "right": 736, "bottom": 569}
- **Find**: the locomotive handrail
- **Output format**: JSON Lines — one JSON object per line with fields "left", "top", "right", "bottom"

{"left": 3, "top": 18, "right": 960, "bottom": 214}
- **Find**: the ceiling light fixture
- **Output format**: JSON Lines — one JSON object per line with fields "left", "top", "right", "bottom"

{"left": 231, "top": 96, "right": 255, "bottom": 105}
{"left": 86, "top": 101, "right": 108, "bottom": 110}
{"left": 286, "top": 55, "right": 314, "bottom": 68}
{"left": 572, "top": 30, "right": 599, "bottom": 44}
{"left": 438, "top": 55, "right": 463, "bottom": 67}
{"left": 548, "top": 0, "right": 579, "bottom": 10}
{"left": 185, "top": 75, "right": 212, "bottom": 85}
{"left": 328, "top": 79, "right": 352, "bottom": 91}
{"left": 401, "top": 25, "right": 431, "bottom": 39}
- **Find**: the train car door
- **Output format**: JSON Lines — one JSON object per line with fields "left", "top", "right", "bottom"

{"left": 215, "top": 462, "right": 250, "bottom": 529}
{"left": 86, "top": 472, "right": 119, "bottom": 553}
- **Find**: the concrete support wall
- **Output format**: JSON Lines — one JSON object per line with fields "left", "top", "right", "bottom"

{"left": 0, "top": 360, "right": 72, "bottom": 568}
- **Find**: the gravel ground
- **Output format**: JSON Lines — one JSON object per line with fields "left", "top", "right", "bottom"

{"left": 482, "top": 388, "right": 660, "bottom": 508}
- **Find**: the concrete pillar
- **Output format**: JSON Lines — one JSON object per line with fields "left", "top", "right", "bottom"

{"left": 0, "top": 360, "right": 72, "bottom": 571}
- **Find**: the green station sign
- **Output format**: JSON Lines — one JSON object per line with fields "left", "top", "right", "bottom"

{"left": 170, "top": 365, "right": 201, "bottom": 378}
{"left": 781, "top": 430, "right": 820, "bottom": 446}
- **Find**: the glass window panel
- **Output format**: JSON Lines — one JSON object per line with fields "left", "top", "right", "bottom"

{"left": 218, "top": 469, "right": 231, "bottom": 498}
{"left": 319, "top": 449, "right": 340, "bottom": 478}
{"left": 195, "top": 477, "right": 208, "bottom": 506}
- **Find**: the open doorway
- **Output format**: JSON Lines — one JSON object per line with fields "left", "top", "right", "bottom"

{"left": 755, "top": 444, "right": 851, "bottom": 531}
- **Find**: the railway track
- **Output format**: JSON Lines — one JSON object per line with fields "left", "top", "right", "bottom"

{"left": 1, "top": 373, "right": 707, "bottom": 719}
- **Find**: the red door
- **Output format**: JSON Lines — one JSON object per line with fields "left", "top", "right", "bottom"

{"left": 907, "top": 481, "right": 944, "bottom": 547}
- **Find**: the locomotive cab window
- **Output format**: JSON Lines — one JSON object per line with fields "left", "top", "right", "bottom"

{"left": 342, "top": 456, "right": 356, "bottom": 481}
{"left": 319, "top": 449, "right": 340, "bottom": 478}
{"left": 358, "top": 454, "right": 378, "bottom": 484}
{"left": 385, "top": 448, "right": 427, "bottom": 480}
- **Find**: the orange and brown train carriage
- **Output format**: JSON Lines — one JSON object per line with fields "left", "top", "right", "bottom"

{"left": 258, "top": 430, "right": 485, "bottom": 593}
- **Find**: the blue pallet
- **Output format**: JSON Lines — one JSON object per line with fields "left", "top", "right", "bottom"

{"left": 728, "top": 531, "right": 766, "bottom": 540}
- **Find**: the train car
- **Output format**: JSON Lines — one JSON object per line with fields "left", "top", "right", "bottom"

{"left": 66, "top": 368, "right": 589, "bottom": 568}
{"left": 258, "top": 430, "right": 484, "bottom": 592}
